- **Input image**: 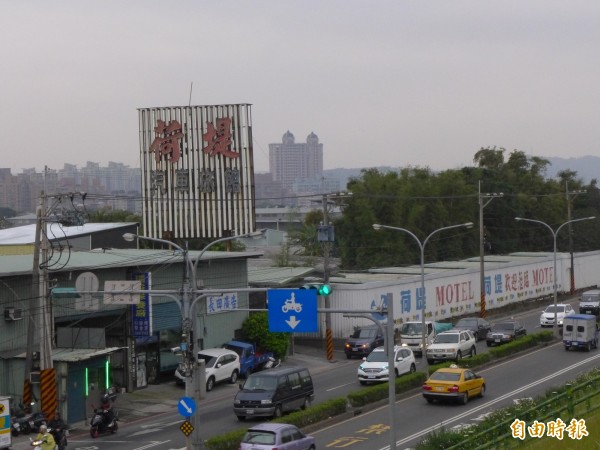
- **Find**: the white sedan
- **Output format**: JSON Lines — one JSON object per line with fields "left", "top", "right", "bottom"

{"left": 540, "top": 303, "right": 575, "bottom": 327}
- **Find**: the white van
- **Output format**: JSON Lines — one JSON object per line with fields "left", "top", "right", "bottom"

{"left": 562, "top": 314, "right": 598, "bottom": 352}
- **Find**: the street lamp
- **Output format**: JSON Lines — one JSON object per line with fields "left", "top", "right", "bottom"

{"left": 514, "top": 216, "right": 595, "bottom": 337}
{"left": 123, "top": 229, "right": 264, "bottom": 450}
{"left": 372, "top": 222, "right": 473, "bottom": 370}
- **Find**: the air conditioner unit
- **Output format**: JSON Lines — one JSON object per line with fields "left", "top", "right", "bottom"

{"left": 4, "top": 307, "right": 23, "bottom": 321}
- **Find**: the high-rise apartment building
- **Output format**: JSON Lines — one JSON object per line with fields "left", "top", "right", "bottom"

{"left": 269, "top": 131, "right": 323, "bottom": 190}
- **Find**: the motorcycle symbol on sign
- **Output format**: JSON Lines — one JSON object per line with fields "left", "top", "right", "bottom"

{"left": 281, "top": 294, "right": 303, "bottom": 313}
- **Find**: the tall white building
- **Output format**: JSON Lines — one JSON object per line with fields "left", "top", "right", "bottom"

{"left": 269, "top": 131, "right": 323, "bottom": 190}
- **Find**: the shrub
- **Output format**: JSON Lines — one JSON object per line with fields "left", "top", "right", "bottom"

{"left": 241, "top": 311, "right": 288, "bottom": 358}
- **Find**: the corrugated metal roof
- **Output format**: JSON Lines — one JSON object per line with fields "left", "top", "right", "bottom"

{"left": 249, "top": 267, "right": 315, "bottom": 286}
{"left": 0, "top": 223, "right": 139, "bottom": 245}
{"left": 0, "top": 248, "right": 263, "bottom": 277}
{"left": 11, "top": 347, "right": 124, "bottom": 362}
{"left": 52, "top": 346, "right": 124, "bottom": 362}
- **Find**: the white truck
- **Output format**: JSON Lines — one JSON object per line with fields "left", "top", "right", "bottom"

{"left": 563, "top": 314, "right": 598, "bottom": 352}
{"left": 397, "top": 321, "right": 453, "bottom": 356}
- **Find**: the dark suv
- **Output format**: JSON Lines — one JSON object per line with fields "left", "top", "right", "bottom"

{"left": 344, "top": 326, "right": 384, "bottom": 359}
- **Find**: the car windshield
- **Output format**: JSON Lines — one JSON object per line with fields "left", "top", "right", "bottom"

{"left": 544, "top": 306, "right": 565, "bottom": 313}
{"left": 430, "top": 371, "right": 461, "bottom": 382}
{"left": 434, "top": 334, "right": 459, "bottom": 344}
{"left": 352, "top": 328, "right": 376, "bottom": 339}
{"left": 197, "top": 353, "right": 217, "bottom": 368}
{"left": 242, "top": 430, "right": 276, "bottom": 445}
{"left": 491, "top": 323, "right": 515, "bottom": 331}
{"left": 456, "top": 318, "right": 477, "bottom": 327}
{"left": 366, "top": 351, "right": 387, "bottom": 362}
{"left": 243, "top": 375, "right": 277, "bottom": 391}
{"left": 400, "top": 323, "right": 422, "bottom": 335}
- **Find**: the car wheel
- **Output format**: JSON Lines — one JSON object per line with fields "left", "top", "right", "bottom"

{"left": 587, "top": 342, "right": 592, "bottom": 352}
{"left": 206, "top": 376, "right": 215, "bottom": 392}
{"left": 394, "top": 368, "right": 399, "bottom": 377}
{"left": 301, "top": 396, "right": 311, "bottom": 410}
{"left": 346, "top": 353, "right": 352, "bottom": 359}
{"left": 359, "top": 380, "right": 367, "bottom": 385}
{"left": 470, "top": 346, "right": 476, "bottom": 357}
{"left": 229, "top": 370, "right": 239, "bottom": 384}
{"left": 480, "top": 384, "right": 486, "bottom": 398}
{"left": 309, "top": 445, "right": 316, "bottom": 450}
{"left": 425, "top": 397, "right": 434, "bottom": 404}
{"left": 410, "top": 363, "right": 416, "bottom": 373}
{"left": 427, "top": 359, "right": 434, "bottom": 365}
{"left": 565, "top": 346, "right": 570, "bottom": 351}
{"left": 274, "top": 405, "right": 283, "bottom": 418}
{"left": 456, "top": 350, "right": 463, "bottom": 361}
{"left": 459, "top": 392, "right": 468, "bottom": 405}
{"left": 486, "top": 342, "right": 492, "bottom": 347}
{"left": 236, "top": 415, "right": 246, "bottom": 421}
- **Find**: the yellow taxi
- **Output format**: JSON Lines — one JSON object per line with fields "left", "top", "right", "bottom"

{"left": 422, "top": 364, "right": 485, "bottom": 404}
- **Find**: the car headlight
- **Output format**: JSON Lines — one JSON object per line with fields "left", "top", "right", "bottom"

{"left": 359, "top": 364, "right": 365, "bottom": 370}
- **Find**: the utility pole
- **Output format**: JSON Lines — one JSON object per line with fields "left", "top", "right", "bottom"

{"left": 478, "top": 181, "right": 503, "bottom": 319}
{"left": 321, "top": 194, "right": 334, "bottom": 361}
{"left": 565, "top": 182, "right": 586, "bottom": 295}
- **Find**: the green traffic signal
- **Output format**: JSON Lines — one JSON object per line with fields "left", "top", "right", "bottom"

{"left": 300, "top": 283, "right": 332, "bottom": 296}
{"left": 318, "top": 284, "right": 332, "bottom": 296}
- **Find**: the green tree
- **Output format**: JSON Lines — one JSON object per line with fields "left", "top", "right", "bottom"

{"left": 241, "top": 312, "right": 288, "bottom": 359}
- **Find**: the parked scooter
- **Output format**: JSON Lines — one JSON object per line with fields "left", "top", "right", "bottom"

{"left": 89, "top": 407, "right": 118, "bottom": 438}
{"left": 27, "top": 411, "right": 48, "bottom": 434}
{"left": 9, "top": 404, "right": 27, "bottom": 436}
{"left": 263, "top": 356, "right": 281, "bottom": 369}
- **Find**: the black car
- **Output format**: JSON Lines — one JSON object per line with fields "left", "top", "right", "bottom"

{"left": 486, "top": 320, "right": 527, "bottom": 347}
{"left": 453, "top": 317, "right": 491, "bottom": 341}
{"left": 344, "top": 326, "right": 384, "bottom": 359}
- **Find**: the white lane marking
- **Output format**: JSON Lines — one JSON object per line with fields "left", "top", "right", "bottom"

{"left": 327, "top": 382, "right": 356, "bottom": 392}
{"left": 133, "top": 441, "right": 170, "bottom": 450}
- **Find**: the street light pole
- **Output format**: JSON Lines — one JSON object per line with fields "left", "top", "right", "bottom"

{"left": 372, "top": 222, "right": 473, "bottom": 372}
{"left": 124, "top": 230, "right": 264, "bottom": 450}
{"left": 515, "top": 216, "right": 595, "bottom": 337}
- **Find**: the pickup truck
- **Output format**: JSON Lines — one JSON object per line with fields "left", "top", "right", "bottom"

{"left": 222, "top": 340, "right": 275, "bottom": 377}
{"left": 397, "top": 321, "right": 453, "bottom": 356}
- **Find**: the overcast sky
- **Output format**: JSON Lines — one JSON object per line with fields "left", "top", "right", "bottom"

{"left": 2, "top": 1, "right": 599, "bottom": 174}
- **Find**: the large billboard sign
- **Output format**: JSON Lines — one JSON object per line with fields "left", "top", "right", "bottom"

{"left": 138, "top": 104, "right": 256, "bottom": 240}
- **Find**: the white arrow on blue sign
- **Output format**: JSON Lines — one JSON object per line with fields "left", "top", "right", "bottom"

{"left": 268, "top": 289, "right": 318, "bottom": 332}
{"left": 178, "top": 396, "right": 196, "bottom": 417}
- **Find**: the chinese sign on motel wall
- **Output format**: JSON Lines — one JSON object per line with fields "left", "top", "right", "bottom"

{"left": 138, "top": 104, "right": 256, "bottom": 240}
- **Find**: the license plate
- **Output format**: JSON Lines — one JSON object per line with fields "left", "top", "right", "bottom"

{"left": 435, "top": 387, "right": 444, "bottom": 392}
{"left": 495, "top": 339, "right": 501, "bottom": 343}
{"left": 368, "top": 376, "right": 375, "bottom": 379}
{"left": 572, "top": 342, "right": 578, "bottom": 346}
{"left": 246, "top": 409, "right": 254, "bottom": 415}
{"left": 352, "top": 348, "right": 359, "bottom": 351}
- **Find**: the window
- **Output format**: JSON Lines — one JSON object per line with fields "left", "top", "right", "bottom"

{"left": 288, "top": 372, "right": 301, "bottom": 389}
{"left": 281, "top": 429, "right": 293, "bottom": 443}
{"left": 299, "top": 369, "right": 312, "bottom": 387}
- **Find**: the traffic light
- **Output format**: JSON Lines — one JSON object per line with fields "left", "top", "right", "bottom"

{"left": 301, "top": 283, "right": 332, "bottom": 296}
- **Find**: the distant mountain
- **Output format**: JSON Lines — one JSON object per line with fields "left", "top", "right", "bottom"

{"left": 545, "top": 156, "right": 599, "bottom": 184}
{"left": 324, "top": 156, "right": 600, "bottom": 187}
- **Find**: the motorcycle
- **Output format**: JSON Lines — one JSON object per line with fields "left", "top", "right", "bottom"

{"left": 263, "top": 356, "right": 281, "bottom": 369}
{"left": 27, "top": 411, "right": 48, "bottom": 434}
{"left": 89, "top": 408, "right": 118, "bottom": 438}
{"left": 50, "top": 425, "right": 68, "bottom": 450}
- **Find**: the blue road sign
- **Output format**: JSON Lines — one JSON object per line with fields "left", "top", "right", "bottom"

{"left": 268, "top": 289, "right": 318, "bottom": 332}
{"left": 178, "top": 396, "right": 196, "bottom": 417}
